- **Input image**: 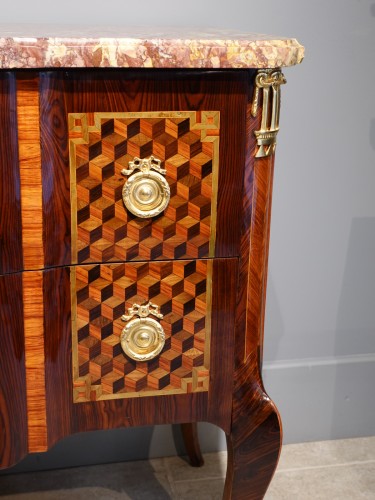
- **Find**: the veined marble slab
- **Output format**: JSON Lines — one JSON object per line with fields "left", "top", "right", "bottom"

{"left": 0, "top": 24, "right": 304, "bottom": 69}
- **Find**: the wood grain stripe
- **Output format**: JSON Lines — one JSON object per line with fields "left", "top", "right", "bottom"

{"left": 22, "top": 271, "right": 47, "bottom": 452}
{"left": 17, "top": 77, "right": 44, "bottom": 270}
{"left": 224, "top": 78, "right": 282, "bottom": 499}
{"left": 0, "top": 73, "right": 23, "bottom": 274}
{"left": 246, "top": 155, "right": 275, "bottom": 362}
{"left": 0, "top": 273, "right": 28, "bottom": 468}
{"left": 17, "top": 77, "right": 47, "bottom": 451}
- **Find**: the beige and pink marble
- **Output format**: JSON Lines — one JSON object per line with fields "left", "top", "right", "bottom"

{"left": 0, "top": 25, "right": 304, "bottom": 70}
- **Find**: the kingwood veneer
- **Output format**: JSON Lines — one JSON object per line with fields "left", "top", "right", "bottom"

{"left": 0, "top": 27, "right": 304, "bottom": 499}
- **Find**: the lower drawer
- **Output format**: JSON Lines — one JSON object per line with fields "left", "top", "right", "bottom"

{"left": 0, "top": 257, "right": 238, "bottom": 469}
{"left": 72, "top": 259, "right": 213, "bottom": 401}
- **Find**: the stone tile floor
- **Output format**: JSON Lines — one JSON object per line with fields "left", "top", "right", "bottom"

{"left": 0, "top": 437, "right": 374, "bottom": 499}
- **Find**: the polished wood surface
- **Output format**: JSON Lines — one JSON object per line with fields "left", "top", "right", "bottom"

{"left": 41, "top": 258, "right": 237, "bottom": 449}
{"left": 38, "top": 69, "right": 249, "bottom": 268}
{"left": 181, "top": 422, "right": 204, "bottom": 467}
{"left": 69, "top": 111, "right": 219, "bottom": 264}
{"left": 0, "top": 73, "right": 23, "bottom": 274}
{"left": 223, "top": 97, "right": 281, "bottom": 499}
{"left": 23, "top": 271, "right": 48, "bottom": 452}
{"left": 0, "top": 68, "right": 284, "bottom": 498}
{"left": 71, "top": 260, "right": 211, "bottom": 401}
{"left": 17, "top": 76, "right": 44, "bottom": 271}
{"left": 0, "top": 274, "right": 28, "bottom": 469}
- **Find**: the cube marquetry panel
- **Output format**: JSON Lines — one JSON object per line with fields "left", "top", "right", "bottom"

{"left": 72, "top": 260, "right": 211, "bottom": 402}
{"left": 69, "top": 112, "right": 219, "bottom": 264}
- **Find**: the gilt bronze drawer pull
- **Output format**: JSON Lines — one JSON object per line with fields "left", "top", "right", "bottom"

{"left": 120, "top": 301, "right": 165, "bottom": 362}
{"left": 121, "top": 155, "right": 170, "bottom": 218}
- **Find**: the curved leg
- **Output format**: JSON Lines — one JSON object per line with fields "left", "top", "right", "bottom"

{"left": 180, "top": 422, "right": 204, "bottom": 467}
{"left": 223, "top": 365, "right": 282, "bottom": 499}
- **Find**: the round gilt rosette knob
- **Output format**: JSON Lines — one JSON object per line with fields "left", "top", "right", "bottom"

{"left": 121, "top": 317, "right": 165, "bottom": 362}
{"left": 120, "top": 301, "right": 165, "bottom": 362}
{"left": 121, "top": 156, "right": 170, "bottom": 218}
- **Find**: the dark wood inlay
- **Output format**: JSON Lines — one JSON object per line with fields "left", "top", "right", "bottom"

{"left": 0, "top": 273, "right": 27, "bottom": 469}
{"left": 43, "top": 257, "right": 237, "bottom": 449}
{"left": 0, "top": 73, "right": 23, "bottom": 274}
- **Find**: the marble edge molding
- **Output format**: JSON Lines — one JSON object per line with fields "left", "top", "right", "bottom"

{"left": 0, "top": 35, "right": 304, "bottom": 69}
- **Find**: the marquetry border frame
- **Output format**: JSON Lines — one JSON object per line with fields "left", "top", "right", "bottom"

{"left": 70, "top": 259, "right": 213, "bottom": 401}
{"left": 68, "top": 111, "right": 220, "bottom": 264}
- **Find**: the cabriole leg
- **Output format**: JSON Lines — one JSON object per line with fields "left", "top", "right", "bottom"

{"left": 181, "top": 422, "right": 204, "bottom": 467}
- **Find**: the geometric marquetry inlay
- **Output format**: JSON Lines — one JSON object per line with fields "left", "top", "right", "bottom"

{"left": 69, "top": 112, "right": 220, "bottom": 264}
{"left": 71, "top": 259, "right": 212, "bottom": 402}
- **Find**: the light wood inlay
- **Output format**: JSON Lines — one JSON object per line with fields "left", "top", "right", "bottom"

{"left": 17, "top": 77, "right": 44, "bottom": 270}
{"left": 72, "top": 260, "right": 211, "bottom": 402}
{"left": 23, "top": 271, "right": 47, "bottom": 452}
{"left": 17, "top": 77, "right": 47, "bottom": 451}
{"left": 69, "top": 111, "right": 219, "bottom": 264}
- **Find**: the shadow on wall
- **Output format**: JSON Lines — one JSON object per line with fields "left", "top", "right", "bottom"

{"left": 370, "top": 119, "right": 375, "bottom": 152}
{"left": 332, "top": 217, "right": 375, "bottom": 439}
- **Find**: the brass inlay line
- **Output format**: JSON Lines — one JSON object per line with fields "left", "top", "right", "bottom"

{"left": 69, "top": 138, "right": 78, "bottom": 267}
{"left": 204, "top": 259, "right": 213, "bottom": 371}
{"left": 69, "top": 111, "right": 220, "bottom": 262}
{"left": 71, "top": 259, "right": 213, "bottom": 402}
{"left": 70, "top": 266, "right": 81, "bottom": 393}
{"left": 69, "top": 111, "right": 218, "bottom": 402}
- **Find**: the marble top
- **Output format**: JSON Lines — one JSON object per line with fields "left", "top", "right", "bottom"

{"left": 0, "top": 25, "right": 304, "bottom": 70}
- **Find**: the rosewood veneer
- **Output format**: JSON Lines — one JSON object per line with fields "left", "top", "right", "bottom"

{"left": 0, "top": 27, "right": 303, "bottom": 499}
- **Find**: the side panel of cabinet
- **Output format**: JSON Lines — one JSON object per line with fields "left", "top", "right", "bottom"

{"left": 38, "top": 258, "right": 237, "bottom": 448}
{"left": 0, "top": 73, "right": 23, "bottom": 274}
{"left": 38, "top": 69, "right": 252, "bottom": 268}
{"left": 0, "top": 274, "right": 28, "bottom": 469}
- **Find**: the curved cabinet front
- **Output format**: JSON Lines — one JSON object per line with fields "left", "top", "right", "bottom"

{"left": 35, "top": 258, "right": 236, "bottom": 457}
{"left": 0, "top": 68, "right": 253, "bottom": 468}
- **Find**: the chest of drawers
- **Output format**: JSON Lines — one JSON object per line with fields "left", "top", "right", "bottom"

{"left": 0, "top": 27, "right": 303, "bottom": 499}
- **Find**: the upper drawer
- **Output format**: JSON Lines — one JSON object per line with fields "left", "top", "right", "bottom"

{"left": 1, "top": 69, "right": 253, "bottom": 272}
{"left": 70, "top": 111, "right": 219, "bottom": 264}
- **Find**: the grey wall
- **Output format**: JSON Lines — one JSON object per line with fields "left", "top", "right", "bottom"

{"left": 1, "top": 0, "right": 374, "bottom": 472}
{"left": 261, "top": 0, "right": 375, "bottom": 444}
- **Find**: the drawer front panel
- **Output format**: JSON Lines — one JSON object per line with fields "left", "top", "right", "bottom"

{"left": 45, "top": 258, "right": 236, "bottom": 442}
{"left": 69, "top": 112, "right": 219, "bottom": 264}
{"left": 37, "top": 70, "right": 249, "bottom": 268}
{"left": 71, "top": 259, "right": 212, "bottom": 402}
{"left": 0, "top": 258, "right": 237, "bottom": 457}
